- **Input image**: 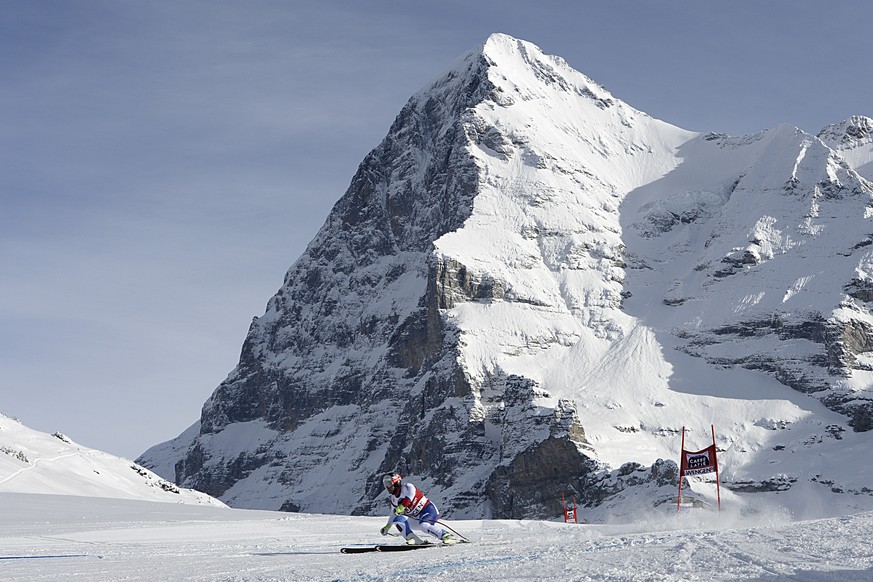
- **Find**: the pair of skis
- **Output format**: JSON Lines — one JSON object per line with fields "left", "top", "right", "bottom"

{"left": 342, "top": 517, "right": 471, "bottom": 553}
{"left": 341, "top": 542, "right": 437, "bottom": 554}
{"left": 341, "top": 538, "right": 468, "bottom": 554}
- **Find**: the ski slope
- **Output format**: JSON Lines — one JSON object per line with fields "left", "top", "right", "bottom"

{"left": 2, "top": 493, "right": 873, "bottom": 581}
{"left": 0, "top": 413, "right": 221, "bottom": 506}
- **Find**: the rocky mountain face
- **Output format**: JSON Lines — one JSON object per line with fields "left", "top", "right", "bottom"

{"left": 139, "top": 35, "right": 873, "bottom": 518}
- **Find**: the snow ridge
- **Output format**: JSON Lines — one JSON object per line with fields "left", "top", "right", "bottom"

{"left": 0, "top": 413, "right": 223, "bottom": 505}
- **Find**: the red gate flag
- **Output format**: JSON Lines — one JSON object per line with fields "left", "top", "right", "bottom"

{"left": 562, "top": 491, "right": 578, "bottom": 523}
{"left": 677, "top": 425, "right": 722, "bottom": 511}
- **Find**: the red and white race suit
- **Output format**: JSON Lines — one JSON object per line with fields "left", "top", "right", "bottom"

{"left": 388, "top": 482, "right": 431, "bottom": 518}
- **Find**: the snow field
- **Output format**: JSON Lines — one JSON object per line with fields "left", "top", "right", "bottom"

{"left": 3, "top": 493, "right": 873, "bottom": 581}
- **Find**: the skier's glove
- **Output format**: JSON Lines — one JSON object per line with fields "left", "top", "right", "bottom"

{"left": 394, "top": 504, "right": 405, "bottom": 516}
{"left": 380, "top": 525, "right": 390, "bottom": 536}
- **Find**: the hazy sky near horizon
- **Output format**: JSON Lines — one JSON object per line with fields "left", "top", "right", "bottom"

{"left": 2, "top": 1, "right": 872, "bottom": 459}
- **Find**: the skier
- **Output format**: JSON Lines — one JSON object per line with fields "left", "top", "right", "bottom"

{"left": 379, "top": 472, "right": 460, "bottom": 545}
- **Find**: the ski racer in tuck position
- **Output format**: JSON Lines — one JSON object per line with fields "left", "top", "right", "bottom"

{"left": 380, "top": 472, "right": 460, "bottom": 545}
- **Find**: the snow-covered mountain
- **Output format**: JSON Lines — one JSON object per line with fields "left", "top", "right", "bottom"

{"left": 0, "top": 413, "right": 223, "bottom": 506}
{"left": 139, "top": 33, "right": 873, "bottom": 519}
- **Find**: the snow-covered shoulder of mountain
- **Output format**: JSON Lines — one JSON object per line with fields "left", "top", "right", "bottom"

{"left": 818, "top": 115, "right": 873, "bottom": 181}
{"left": 136, "top": 420, "right": 201, "bottom": 481}
{"left": 0, "top": 413, "right": 223, "bottom": 506}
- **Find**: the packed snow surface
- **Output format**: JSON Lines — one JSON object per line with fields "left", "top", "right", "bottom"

{"left": 2, "top": 493, "right": 873, "bottom": 581}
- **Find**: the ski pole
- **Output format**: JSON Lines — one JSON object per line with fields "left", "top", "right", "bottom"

{"left": 407, "top": 515, "right": 470, "bottom": 542}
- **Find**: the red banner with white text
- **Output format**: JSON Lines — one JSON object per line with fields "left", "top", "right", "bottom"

{"left": 680, "top": 444, "right": 718, "bottom": 476}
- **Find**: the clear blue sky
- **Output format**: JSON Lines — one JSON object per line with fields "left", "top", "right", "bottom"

{"left": 2, "top": 0, "right": 871, "bottom": 459}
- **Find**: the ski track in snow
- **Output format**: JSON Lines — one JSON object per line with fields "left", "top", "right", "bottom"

{"left": 2, "top": 494, "right": 873, "bottom": 581}
{"left": 0, "top": 452, "right": 80, "bottom": 486}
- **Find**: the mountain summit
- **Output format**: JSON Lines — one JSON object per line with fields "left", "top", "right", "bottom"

{"left": 139, "top": 34, "right": 873, "bottom": 518}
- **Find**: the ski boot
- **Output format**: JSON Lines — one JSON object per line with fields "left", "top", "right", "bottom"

{"left": 440, "top": 532, "right": 462, "bottom": 545}
{"left": 405, "top": 531, "right": 426, "bottom": 545}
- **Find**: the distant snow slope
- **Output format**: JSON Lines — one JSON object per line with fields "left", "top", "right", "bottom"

{"left": 0, "top": 413, "right": 222, "bottom": 505}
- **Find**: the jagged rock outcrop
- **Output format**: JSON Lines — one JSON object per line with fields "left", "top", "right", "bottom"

{"left": 139, "top": 34, "right": 873, "bottom": 517}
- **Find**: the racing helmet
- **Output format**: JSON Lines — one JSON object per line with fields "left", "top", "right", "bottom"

{"left": 382, "top": 472, "right": 402, "bottom": 492}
